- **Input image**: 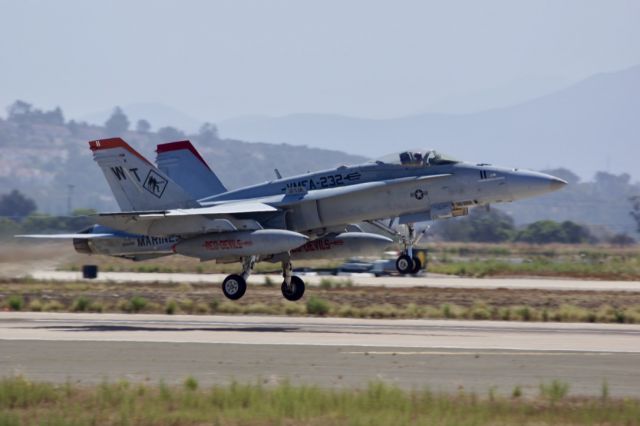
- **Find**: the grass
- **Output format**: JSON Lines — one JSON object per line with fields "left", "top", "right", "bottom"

{"left": 0, "top": 376, "right": 639, "bottom": 425}
{"left": 306, "top": 296, "right": 330, "bottom": 315}
{"left": 539, "top": 380, "right": 570, "bottom": 404}
{"left": 8, "top": 239, "right": 640, "bottom": 280}
{"left": 3, "top": 277, "right": 640, "bottom": 323}
{"left": 426, "top": 242, "right": 640, "bottom": 280}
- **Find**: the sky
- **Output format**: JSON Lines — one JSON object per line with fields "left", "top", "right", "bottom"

{"left": 0, "top": 0, "right": 638, "bottom": 123}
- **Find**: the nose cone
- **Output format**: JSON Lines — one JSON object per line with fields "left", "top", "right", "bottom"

{"left": 549, "top": 176, "right": 568, "bottom": 191}
{"left": 508, "top": 170, "right": 567, "bottom": 201}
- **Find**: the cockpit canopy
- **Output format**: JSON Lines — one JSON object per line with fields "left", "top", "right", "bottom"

{"left": 374, "top": 149, "right": 459, "bottom": 167}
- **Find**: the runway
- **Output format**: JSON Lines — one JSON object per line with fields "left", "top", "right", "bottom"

{"left": 27, "top": 270, "right": 640, "bottom": 292}
{"left": 1, "top": 312, "right": 640, "bottom": 396}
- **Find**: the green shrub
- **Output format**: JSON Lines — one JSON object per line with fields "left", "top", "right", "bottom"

{"left": 165, "top": 299, "right": 177, "bottom": 315}
{"left": 43, "top": 300, "right": 64, "bottom": 312}
{"left": 306, "top": 296, "right": 330, "bottom": 316}
{"left": 71, "top": 296, "right": 91, "bottom": 312}
{"left": 540, "top": 380, "right": 570, "bottom": 403}
{"left": 517, "top": 306, "right": 531, "bottom": 321}
{"left": 7, "top": 295, "right": 23, "bottom": 311}
{"left": 129, "top": 296, "right": 148, "bottom": 313}
{"left": 284, "top": 302, "right": 307, "bottom": 316}
{"left": 89, "top": 301, "right": 104, "bottom": 313}
{"left": 195, "top": 302, "right": 209, "bottom": 314}
{"left": 263, "top": 276, "right": 275, "bottom": 287}
{"left": 319, "top": 278, "right": 334, "bottom": 289}
{"left": 183, "top": 376, "right": 198, "bottom": 391}
{"left": 179, "top": 298, "right": 194, "bottom": 314}
{"left": 28, "top": 299, "right": 43, "bottom": 312}
{"left": 209, "top": 298, "right": 220, "bottom": 312}
{"left": 442, "top": 304, "right": 453, "bottom": 318}
{"left": 512, "top": 386, "right": 522, "bottom": 398}
{"left": 601, "top": 379, "right": 609, "bottom": 402}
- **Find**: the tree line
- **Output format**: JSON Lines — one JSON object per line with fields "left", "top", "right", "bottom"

{"left": 3, "top": 100, "right": 220, "bottom": 144}
{"left": 430, "top": 208, "right": 636, "bottom": 245}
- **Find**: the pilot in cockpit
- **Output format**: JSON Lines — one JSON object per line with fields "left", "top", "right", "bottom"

{"left": 399, "top": 151, "right": 425, "bottom": 167}
{"left": 375, "top": 150, "right": 458, "bottom": 167}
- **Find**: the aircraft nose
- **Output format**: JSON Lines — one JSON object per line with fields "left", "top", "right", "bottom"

{"left": 508, "top": 170, "right": 568, "bottom": 200}
{"left": 549, "top": 176, "right": 568, "bottom": 191}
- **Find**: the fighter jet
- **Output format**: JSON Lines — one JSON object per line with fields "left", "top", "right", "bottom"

{"left": 19, "top": 141, "right": 393, "bottom": 266}
{"left": 21, "top": 138, "right": 566, "bottom": 301}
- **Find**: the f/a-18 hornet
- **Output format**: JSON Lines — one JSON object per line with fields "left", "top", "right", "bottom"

{"left": 21, "top": 138, "right": 566, "bottom": 301}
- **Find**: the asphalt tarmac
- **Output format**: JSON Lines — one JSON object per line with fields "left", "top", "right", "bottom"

{"left": 27, "top": 270, "right": 640, "bottom": 292}
{"left": 1, "top": 312, "right": 639, "bottom": 397}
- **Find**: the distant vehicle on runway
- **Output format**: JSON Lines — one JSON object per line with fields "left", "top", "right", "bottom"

{"left": 336, "top": 259, "right": 375, "bottom": 274}
{"left": 19, "top": 138, "right": 566, "bottom": 301}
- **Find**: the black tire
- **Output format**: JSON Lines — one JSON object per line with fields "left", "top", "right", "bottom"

{"left": 411, "top": 256, "right": 422, "bottom": 274}
{"left": 222, "top": 274, "right": 247, "bottom": 300}
{"left": 395, "top": 254, "right": 414, "bottom": 275}
{"left": 281, "top": 275, "right": 305, "bottom": 301}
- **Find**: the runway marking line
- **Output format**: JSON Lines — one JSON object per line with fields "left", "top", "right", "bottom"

{"left": 344, "top": 351, "right": 614, "bottom": 356}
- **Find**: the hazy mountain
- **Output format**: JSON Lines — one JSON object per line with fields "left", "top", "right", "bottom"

{"left": 420, "top": 75, "right": 574, "bottom": 115}
{"left": 80, "top": 102, "right": 205, "bottom": 133}
{"left": 1, "top": 100, "right": 638, "bottom": 237}
{"left": 219, "top": 65, "right": 640, "bottom": 181}
{"left": 0, "top": 108, "right": 365, "bottom": 214}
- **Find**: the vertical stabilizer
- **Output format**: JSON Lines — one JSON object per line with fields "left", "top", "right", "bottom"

{"left": 156, "top": 140, "right": 227, "bottom": 199}
{"left": 89, "top": 138, "right": 198, "bottom": 211}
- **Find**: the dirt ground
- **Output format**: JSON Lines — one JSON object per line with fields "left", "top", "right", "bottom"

{"left": 2, "top": 278, "right": 639, "bottom": 311}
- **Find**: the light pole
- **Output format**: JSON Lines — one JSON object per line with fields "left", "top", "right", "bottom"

{"left": 67, "top": 184, "right": 75, "bottom": 215}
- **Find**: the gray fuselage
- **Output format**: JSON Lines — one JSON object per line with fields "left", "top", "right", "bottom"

{"left": 200, "top": 154, "right": 565, "bottom": 235}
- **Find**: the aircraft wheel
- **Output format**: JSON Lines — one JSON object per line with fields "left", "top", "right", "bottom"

{"left": 222, "top": 274, "right": 247, "bottom": 300}
{"left": 411, "top": 256, "right": 422, "bottom": 274}
{"left": 395, "top": 254, "right": 414, "bottom": 275}
{"left": 281, "top": 275, "right": 305, "bottom": 301}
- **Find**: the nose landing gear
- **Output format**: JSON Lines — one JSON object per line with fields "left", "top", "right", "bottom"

{"left": 395, "top": 254, "right": 414, "bottom": 274}
{"left": 395, "top": 223, "right": 425, "bottom": 275}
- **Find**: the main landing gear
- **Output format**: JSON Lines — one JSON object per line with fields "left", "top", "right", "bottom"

{"left": 395, "top": 223, "right": 424, "bottom": 275}
{"left": 221, "top": 256, "right": 254, "bottom": 300}
{"left": 220, "top": 255, "right": 306, "bottom": 301}
{"left": 280, "top": 259, "right": 305, "bottom": 301}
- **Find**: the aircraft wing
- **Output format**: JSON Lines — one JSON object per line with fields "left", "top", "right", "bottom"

{"left": 15, "top": 233, "right": 116, "bottom": 239}
{"left": 94, "top": 201, "right": 279, "bottom": 236}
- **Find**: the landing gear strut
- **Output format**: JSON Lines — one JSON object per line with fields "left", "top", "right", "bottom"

{"left": 395, "top": 223, "right": 424, "bottom": 275}
{"left": 280, "top": 259, "right": 305, "bottom": 301}
{"left": 221, "top": 256, "right": 255, "bottom": 300}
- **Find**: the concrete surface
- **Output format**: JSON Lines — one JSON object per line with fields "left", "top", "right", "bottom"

{"left": 1, "top": 312, "right": 639, "bottom": 396}
{"left": 26, "top": 270, "right": 640, "bottom": 292}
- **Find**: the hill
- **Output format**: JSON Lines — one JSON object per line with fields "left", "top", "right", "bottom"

{"left": 219, "top": 65, "right": 640, "bottom": 181}
{"left": 0, "top": 103, "right": 366, "bottom": 214}
{"left": 0, "top": 101, "right": 638, "bottom": 238}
